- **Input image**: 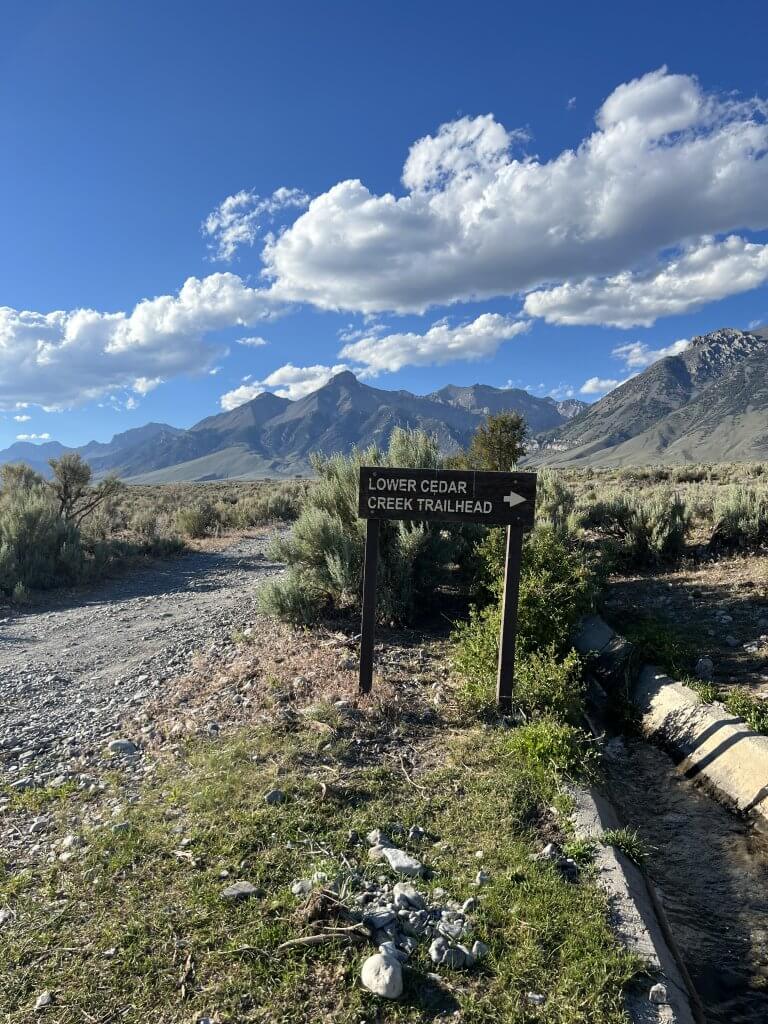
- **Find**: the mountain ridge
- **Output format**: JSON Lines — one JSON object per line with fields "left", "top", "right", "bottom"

{"left": 0, "top": 376, "right": 578, "bottom": 482}
{"left": 534, "top": 326, "right": 768, "bottom": 466}
{"left": 4, "top": 326, "right": 767, "bottom": 479}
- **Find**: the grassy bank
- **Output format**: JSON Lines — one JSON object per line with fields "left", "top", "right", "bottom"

{"left": 2, "top": 685, "right": 637, "bottom": 1022}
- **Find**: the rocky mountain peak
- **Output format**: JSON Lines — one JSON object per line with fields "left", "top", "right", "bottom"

{"left": 683, "top": 327, "right": 768, "bottom": 386}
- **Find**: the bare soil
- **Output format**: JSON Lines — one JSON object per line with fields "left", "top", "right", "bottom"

{"left": 602, "top": 552, "right": 768, "bottom": 694}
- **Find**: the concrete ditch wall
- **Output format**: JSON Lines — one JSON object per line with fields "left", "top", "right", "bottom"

{"left": 574, "top": 614, "right": 768, "bottom": 827}
{"left": 570, "top": 787, "right": 698, "bottom": 1024}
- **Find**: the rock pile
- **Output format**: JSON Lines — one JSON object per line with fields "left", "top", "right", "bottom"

{"left": 289, "top": 827, "right": 490, "bottom": 1000}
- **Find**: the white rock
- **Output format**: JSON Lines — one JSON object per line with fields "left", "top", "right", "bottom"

{"left": 429, "top": 936, "right": 471, "bottom": 968}
{"left": 381, "top": 847, "right": 423, "bottom": 877}
{"left": 378, "top": 940, "right": 409, "bottom": 963}
{"left": 359, "top": 952, "right": 403, "bottom": 998}
{"left": 393, "top": 882, "right": 425, "bottom": 910}
{"left": 34, "top": 991, "right": 53, "bottom": 1012}
{"left": 291, "top": 879, "right": 312, "bottom": 896}
{"left": 366, "top": 828, "right": 390, "bottom": 846}
{"left": 526, "top": 992, "right": 546, "bottom": 1005}
{"left": 474, "top": 870, "right": 490, "bottom": 885}
{"left": 220, "top": 880, "right": 258, "bottom": 901}
{"left": 649, "top": 982, "right": 669, "bottom": 1004}
{"left": 108, "top": 739, "right": 138, "bottom": 755}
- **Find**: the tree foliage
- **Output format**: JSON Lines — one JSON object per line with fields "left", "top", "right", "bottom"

{"left": 48, "top": 453, "right": 122, "bottom": 527}
{"left": 453, "top": 412, "right": 528, "bottom": 471}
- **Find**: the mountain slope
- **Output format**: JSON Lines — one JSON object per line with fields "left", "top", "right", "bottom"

{"left": 6, "top": 330, "right": 765, "bottom": 481}
{"left": 0, "top": 373, "right": 578, "bottom": 481}
{"left": 537, "top": 327, "right": 768, "bottom": 466}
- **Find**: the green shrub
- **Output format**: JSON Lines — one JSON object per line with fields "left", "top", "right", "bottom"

{"left": 514, "top": 647, "right": 585, "bottom": 722}
{"left": 0, "top": 483, "right": 84, "bottom": 595}
{"left": 535, "top": 469, "right": 577, "bottom": 534}
{"left": 175, "top": 501, "right": 220, "bottom": 538}
{"left": 234, "top": 484, "right": 307, "bottom": 527}
{"left": 455, "top": 639, "right": 585, "bottom": 720}
{"left": 452, "top": 528, "right": 596, "bottom": 704}
{"left": 583, "top": 489, "right": 691, "bottom": 565}
{"left": 504, "top": 719, "right": 598, "bottom": 783}
{"left": 130, "top": 507, "right": 159, "bottom": 541}
{"left": 260, "top": 428, "right": 455, "bottom": 625}
{"left": 710, "top": 486, "right": 768, "bottom": 549}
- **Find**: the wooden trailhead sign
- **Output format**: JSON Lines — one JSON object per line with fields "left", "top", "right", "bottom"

{"left": 357, "top": 467, "right": 537, "bottom": 711}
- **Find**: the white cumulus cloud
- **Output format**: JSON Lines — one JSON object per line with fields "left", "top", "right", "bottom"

{"left": 219, "top": 362, "right": 355, "bottom": 409}
{"left": 16, "top": 432, "right": 51, "bottom": 441}
{"left": 203, "top": 187, "right": 310, "bottom": 261}
{"left": 611, "top": 338, "right": 690, "bottom": 370}
{"left": 13, "top": 414, "right": 31, "bottom": 422}
{"left": 263, "top": 68, "right": 768, "bottom": 315}
{"left": 580, "top": 377, "right": 624, "bottom": 395}
{"left": 524, "top": 236, "right": 768, "bottom": 327}
{"left": 339, "top": 313, "right": 530, "bottom": 374}
{"left": 0, "top": 273, "right": 275, "bottom": 411}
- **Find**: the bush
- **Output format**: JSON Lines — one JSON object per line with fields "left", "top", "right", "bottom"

{"left": 234, "top": 483, "right": 307, "bottom": 527}
{"left": 504, "top": 719, "right": 598, "bottom": 783}
{"left": 260, "top": 429, "right": 455, "bottom": 625}
{"left": 710, "top": 486, "right": 768, "bottom": 549}
{"left": 452, "top": 527, "right": 596, "bottom": 704}
{"left": 535, "top": 469, "right": 577, "bottom": 535}
{"left": 514, "top": 647, "right": 585, "bottom": 722}
{"left": 175, "top": 501, "right": 221, "bottom": 538}
{"left": 456, "top": 640, "right": 585, "bottom": 720}
{"left": 0, "top": 482, "right": 84, "bottom": 595}
{"left": 583, "top": 490, "right": 691, "bottom": 565}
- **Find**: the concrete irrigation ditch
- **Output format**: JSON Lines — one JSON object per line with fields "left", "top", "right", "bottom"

{"left": 574, "top": 613, "right": 768, "bottom": 1023}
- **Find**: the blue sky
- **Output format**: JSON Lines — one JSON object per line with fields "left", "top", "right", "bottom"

{"left": 2, "top": 0, "right": 767, "bottom": 448}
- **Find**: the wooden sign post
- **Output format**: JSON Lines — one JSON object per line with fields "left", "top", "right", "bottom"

{"left": 357, "top": 466, "right": 537, "bottom": 710}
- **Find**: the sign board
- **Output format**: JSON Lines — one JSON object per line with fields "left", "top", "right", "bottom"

{"left": 358, "top": 467, "right": 537, "bottom": 528}
{"left": 357, "top": 466, "right": 537, "bottom": 711}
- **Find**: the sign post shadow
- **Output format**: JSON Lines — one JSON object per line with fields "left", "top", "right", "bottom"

{"left": 357, "top": 467, "right": 537, "bottom": 710}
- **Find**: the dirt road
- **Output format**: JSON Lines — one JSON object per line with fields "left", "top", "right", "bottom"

{"left": 0, "top": 535, "right": 283, "bottom": 786}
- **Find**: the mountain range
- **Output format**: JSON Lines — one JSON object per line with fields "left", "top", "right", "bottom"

{"left": 533, "top": 326, "right": 768, "bottom": 466}
{"left": 3, "top": 325, "right": 766, "bottom": 480}
{"left": 0, "top": 374, "right": 585, "bottom": 482}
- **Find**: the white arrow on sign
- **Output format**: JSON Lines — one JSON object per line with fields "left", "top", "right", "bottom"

{"left": 502, "top": 490, "right": 526, "bottom": 509}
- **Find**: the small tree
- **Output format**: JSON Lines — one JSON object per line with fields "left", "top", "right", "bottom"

{"left": 48, "top": 453, "right": 122, "bottom": 527}
{"left": 462, "top": 412, "right": 528, "bottom": 471}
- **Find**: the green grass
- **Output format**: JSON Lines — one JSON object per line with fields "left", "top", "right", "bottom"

{"left": 601, "top": 829, "right": 651, "bottom": 867}
{"left": 685, "top": 681, "right": 768, "bottom": 736}
{"left": 607, "top": 610, "right": 703, "bottom": 679}
{"left": 721, "top": 687, "right": 768, "bottom": 735}
{"left": 1, "top": 780, "right": 79, "bottom": 814}
{"left": 1, "top": 719, "right": 637, "bottom": 1023}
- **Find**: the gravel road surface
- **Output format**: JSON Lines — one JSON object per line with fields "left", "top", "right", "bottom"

{"left": 0, "top": 535, "right": 283, "bottom": 789}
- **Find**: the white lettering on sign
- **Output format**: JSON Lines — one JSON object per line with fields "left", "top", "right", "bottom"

{"left": 367, "top": 495, "right": 416, "bottom": 512}
{"left": 419, "top": 479, "right": 468, "bottom": 494}
{"left": 417, "top": 497, "right": 492, "bottom": 514}
{"left": 367, "top": 477, "right": 418, "bottom": 493}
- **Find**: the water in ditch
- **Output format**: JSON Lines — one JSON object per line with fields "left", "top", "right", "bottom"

{"left": 602, "top": 736, "right": 768, "bottom": 1024}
